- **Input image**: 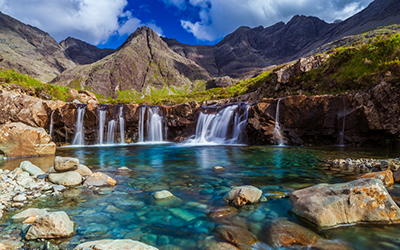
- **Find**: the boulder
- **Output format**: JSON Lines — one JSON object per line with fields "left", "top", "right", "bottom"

{"left": 358, "top": 169, "right": 394, "bottom": 186}
{"left": 224, "top": 186, "right": 262, "bottom": 206}
{"left": 54, "top": 156, "right": 79, "bottom": 172}
{"left": 215, "top": 225, "right": 257, "bottom": 246}
{"left": 153, "top": 190, "right": 174, "bottom": 199}
{"left": 20, "top": 161, "right": 45, "bottom": 176}
{"left": 77, "top": 164, "right": 93, "bottom": 177}
{"left": 12, "top": 208, "right": 49, "bottom": 220}
{"left": 0, "top": 122, "right": 56, "bottom": 158}
{"left": 74, "top": 239, "right": 158, "bottom": 250}
{"left": 290, "top": 178, "right": 400, "bottom": 228}
{"left": 48, "top": 171, "right": 82, "bottom": 186}
{"left": 83, "top": 172, "right": 117, "bottom": 187}
{"left": 25, "top": 211, "right": 74, "bottom": 240}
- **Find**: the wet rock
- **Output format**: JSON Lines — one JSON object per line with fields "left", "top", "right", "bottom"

{"left": 310, "top": 239, "right": 352, "bottom": 250}
{"left": 205, "top": 242, "right": 240, "bottom": 250}
{"left": 215, "top": 225, "right": 257, "bottom": 247}
{"left": 13, "top": 194, "right": 26, "bottom": 202}
{"left": 12, "top": 208, "right": 49, "bottom": 220}
{"left": 20, "top": 161, "right": 45, "bottom": 176}
{"left": 74, "top": 239, "right": 159, "bottom": 250}
{"left": 83, "top": 172, "right": 117, "bottom": 187}
{"left": 290, "top": 178, "right": 400, "bottom": 228}
{"left": 213, "top": 166, "right": 227, "bottom": 172}
{"left": 394, "top": 168, "right": 400, "bottom": 183}
{"left": 25, "top": 211, "right": 74, "bottom": 240}
{"left": 48, "top": 171, "right": 82, "bottom": 186}
{"left": 224, "top": 186, "right": 262, "bottom": 206}
{"left": 169, "top": 208, "right": 197, "bottom": 222}
{"left": 54, "top": 156, "right": 79, "bottom": 172}
{"left": 0, "top": 240, "right": 23, "bottom": 250}
{"left": 153, "top": 190, "right": 174, "bottom": 199}
{"left": 265, "top": 220, "right": 321, "bottom": 247}
{"left": 358, "top": 169, "right": 394, "bottom": 186}
{"left": 264, "top": 191, "right": 288, "bottom": 199}
{"left": 208, "top": 206, "right": 238, "bottom": 219}
{"left": 77, "top": 164, "right": 93, "bottom": 177}
{"left": 0, "top": 122, "right": 56, "bottom": 158}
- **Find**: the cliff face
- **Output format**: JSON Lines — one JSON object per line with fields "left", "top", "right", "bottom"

{"left": 0, "top": 12, "right": 76, "bottom": 82}
{"left": 52, "top": 27, "right": 210, "bottom": 98}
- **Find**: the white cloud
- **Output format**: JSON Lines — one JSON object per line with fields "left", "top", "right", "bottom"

{"left": 0, "top": 0, "right": 162, "bottom": 45}
{"left": 174, "top": 0, "right": 373, "bottom": 41}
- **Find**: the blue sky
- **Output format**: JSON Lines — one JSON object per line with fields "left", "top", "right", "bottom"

{"left": 0, "top": 0, "right": 374, "bottom": 49}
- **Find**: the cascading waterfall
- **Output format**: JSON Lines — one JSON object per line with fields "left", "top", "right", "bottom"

{"left": 138, "top": 106, "right": 146, "bottom": 142}
{"left": 147, "top": 107, "right": 163, "bottom": 142}
{"left": 186, "top": 104, "right": 249, "bottom": 145}
{"left": 49, "top": 110, "right": 55, "bottom": 138}
{"left": 72, "top": 106, "right": 86, "bottom": 145}
{"left": 98, "top": 107, "right": 107, "bottom": 145}
{"left": 107, "top": 120, "right": 117, "bottom": 144}
{"left": 273, "top": 99, "right": 285, "bottom": 146}
{"left": 119, "top": 106, "right": 125, "bottom": 144}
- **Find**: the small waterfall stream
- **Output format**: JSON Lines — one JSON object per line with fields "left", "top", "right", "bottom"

{"left": 138, "top": 106, "right": 146, "bottom": 143}
{"left": 273, "top": 99, "right": 285, "bottom": 146}
{"left": 49, "top": 110, "right": 55, "bottom": 138}
{"left": 107, "top": 120, "right": 117, "bottom": 144}
{"left": 119, "top": 106, "right": 125, "bottom": 144}
{"left": 98, "top": 107, "right": 107, "bottom": 145}
{"left": 138, "top": 106, "right": 164, "bottom": 143}
{"left": 72, "top": 106, "right": 86, "bottom": 145}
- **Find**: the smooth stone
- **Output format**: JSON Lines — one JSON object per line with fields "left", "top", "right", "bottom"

{"left": 25, "top": 211, "right": 74, "bottom": 240}
{"left": 0, "top": 240, "right": 23, "bottom": 250}
{"left": 205, "top": 242, "right": 239, "bottom": 250}
{"left": 77, "top": 164, "right": 93, "bottom": 177}
{"left": 49, "top": 171, "right": 82, "bottom": 186}
{"left": 224, "top": 186, "right": 262, "bottom": 206}
{"left": 73, "top": 239, "right": 159, "bottom": 250}
{"left": 358, "top": 169, "right": 394, "bottom": 186}
{"left": 290, "top": 178, "right": 400, "bottom": 228}
{"left": 83, "top": 172, "right": 117, "bottom": 187}
{"left": 20, "top": 161, "right": 45, "bottom": 176}
{"left": 169, "top": 208, "right": 197, "bottom": 222}
{"left": 208, "top": 206, "right": 238, "bottom": 219}
{"left": 13, "top": 194, "right": 26, "bottom": 202}
{"left": 215, "top": 225, "right": 257, "bottom": 246}
{"left": 213, "top": 166, "right": 226, "bottom": 172}
{"left": 54, "top": 156, "right": 79, "bottom": 172}
{"left": 153, "top": 190, "right": 174, "bottom": 199}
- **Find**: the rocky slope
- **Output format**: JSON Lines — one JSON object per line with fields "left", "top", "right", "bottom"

{"left": 0, "top": 12, "right": 75, "bottom": 82}
{"left": 51, "top": 27, "right": 210, "bottom": 98}
{"left": 60, "top": 37, "right": 115, "bottom": 65}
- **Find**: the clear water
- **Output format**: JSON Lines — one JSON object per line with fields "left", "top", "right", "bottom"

{"left": 1, "top": 145, "right": 400, "bottom": 249}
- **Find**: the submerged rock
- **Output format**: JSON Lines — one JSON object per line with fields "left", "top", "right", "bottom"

{"left": 83, "top": 172, "right": 117, "bottom": 187}
{"left": 48, "top": 171, "right": 82, "bottom": 186}
{"left": 213, "top": 166, "right": 227, "bottom": 172}
{"left": 290, "top": 178, "right": 400, "bottom": 228}
{"left": 358, "top": 169, "right": 394, "bottom": 186}
{"left": 74, "top": 239, "right": 159, "bottom": 250}
{"left": 224, "top": 186, "right": 262, "bottom": 206}
{"left": 208, "top": 206, "right": 238, "bottom": 219}
{"left": 19, "top": 161, "right": 45, "bottom": 177}
{"left": 215, "top": 225, "right": 257, "bottom": 247}
{"left": 205, "top": 242, "right": 240, "bottom": 250}
{"left": 54, "top": 156, "right": 79, "bottom": 172}
{"left": 12, "top": 208, "right": 49, "bottom": 220}
{"left": 25, "top": 211, "right": 74, "bottom": 240}
{"left": 153, "top": 190, "right": 174, "bottom": 199}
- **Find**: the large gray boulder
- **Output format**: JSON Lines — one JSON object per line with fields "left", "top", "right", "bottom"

{"left": 224, "top": 185, "right": 262, "bottom": 206}
{"left": 74, "top": 239, "right": 158, "bottom": 250}
{"left": 290, "top": 178, "right": 400, "bottom": 228}
{"left": 48, "top": 171, "right": 82, "bottom": 186}
{"left": 25, "top": 211, "right": 74, "bottom": 240}
{"left": 20, "top": 161, "right": 45, "bottom": 177}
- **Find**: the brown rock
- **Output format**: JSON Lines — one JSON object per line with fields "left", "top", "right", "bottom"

{"left": 23, "top": 216, "right": 39, "bottom": 224}
{"left": 358, "top": 169, "right": 394, "bottom": 186}
{"left": 224, "top": 186, "right": 262, "bottom": 206}
{"left": 214, "top": 225, "right": 257, "bottom": 247}
{"left": 84, "top": 172, "right": 117, "bottom": 187}
{"left": 11, "top": 208, "right": 49, "bottom": 220}
{"left": 54, "top": 156, "right": 79, "bottom": 172}
{"left": 208, "top": 206, "right": 238, "bottom": 219}
{"left": 25, "top": 211, "right": 74, "bottom": 240}
{"left": 213, "top": 166, "right": 227, "bottom": 172}
{"left": 0, "top": 122, "right": 56, "bottom": 158}
{"left": 290, "top": 178, "right": 400, "bottom": 228}
{"left": 205, "top": 242, "right": 240, "bottom": 250}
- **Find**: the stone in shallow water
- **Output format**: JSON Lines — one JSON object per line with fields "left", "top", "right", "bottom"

{"left": 213, "top": 166, "right": 226, "bottom": 172}
{"left": 77, "top": 164, "right": 92, "bottom": 177}
{"left": 153, "top": 190, "right": 174, "bottom": 199}
{"left": 358, "top": 169, "right": 394, "bottom": 186}
{"left": 12, "top": 208, "right": 49, "bottom": 220}
{"left": 48, "top": 171, "right": 82, "bottom": 186}
{"left": 290, "top": 178, "right": 400, "bottom": 228}
{"left": 214, "top": 225, "right": 257, "bottom": 247}
{"left": 224, "top": 186, "right": 262, "bottom": 206}
{"left": 208, "top": 206, "right": 238, "bottom": 219}
{"left": 25, "top": 211, "right": 74, "bottom": 240}
{"left": 169, "top": 208, "right": 197, "bottom": 222}
{"left": 205, "top": 242, "right": 239, "bottom": 250}
{"left": 20, "top": 161, "right": 45, "bottom": 176}
{"left": 73, "top": 239, "right": 159, "bottom": 250}
{"left": 54, "top": 156, "right": 79, "bottom": 172}
{"left": 83, "top": 172, "right": 117, "bottom": 187}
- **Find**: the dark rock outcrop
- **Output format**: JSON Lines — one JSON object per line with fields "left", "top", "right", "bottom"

{"left": 60, "top": 37, "right": 115, "bottom": 65}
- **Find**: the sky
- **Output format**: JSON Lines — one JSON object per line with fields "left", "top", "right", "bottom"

{"left": 0, "top": 0, "right": 374, "bottom": 49}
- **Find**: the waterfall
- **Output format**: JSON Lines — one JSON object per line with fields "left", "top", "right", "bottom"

{"left": 138, "top": 106, "right": 146, "bottom": 142}
{"left": 147, "top": 107, "right": 163, "bottom": 142}
{"left": 107, "top": 120, "right": 117, "bottom": 144}
{"left": 98, "top": 107, "right": 106, "bottom": 145}
{"left": 186, "top": 104, "right": 249, "bottom": 145}
{"left": 119, "top": 106, "right": 125, "bottom": 144}
{"left": 49, "top": 110, "right": 55, "bottom": 138}
{"left": 273, "top": 99, "right": 285, "bottom": 146}
{"left": 72, "top": 106, "right": 86, "bottom": 145}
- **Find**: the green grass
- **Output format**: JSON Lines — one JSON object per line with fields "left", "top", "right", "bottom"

{"left": 0, "top": 68, "right": 72, "bottom": 101}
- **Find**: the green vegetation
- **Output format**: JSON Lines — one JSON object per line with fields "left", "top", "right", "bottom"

{"left": 0, "top": 68, "right": 72, "bottom": 101}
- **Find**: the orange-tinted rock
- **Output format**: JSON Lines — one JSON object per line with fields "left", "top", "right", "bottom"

{"left": 84, "top": 172, "right": 117, "bottom": 187}
{"left": 358, "top": 169, "right": 394, "bottom": 186}
{"left": 214, "top": 225, "right": 257, "bottom": 246}
{"left": 208, "top": 206, "right": 238, "bottom": 219}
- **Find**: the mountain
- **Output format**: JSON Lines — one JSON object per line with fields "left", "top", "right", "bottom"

{"left": 164, "top": 0, "right": 400, "bottom": 79}
{"left": 60, "top": 37, "right": 115, "bottom": 65}
{"left": 51, "top": 27, "right": 210, "bottom": 98}
{"left": 0, "top": 11, "right": 75, "bottom": 82}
